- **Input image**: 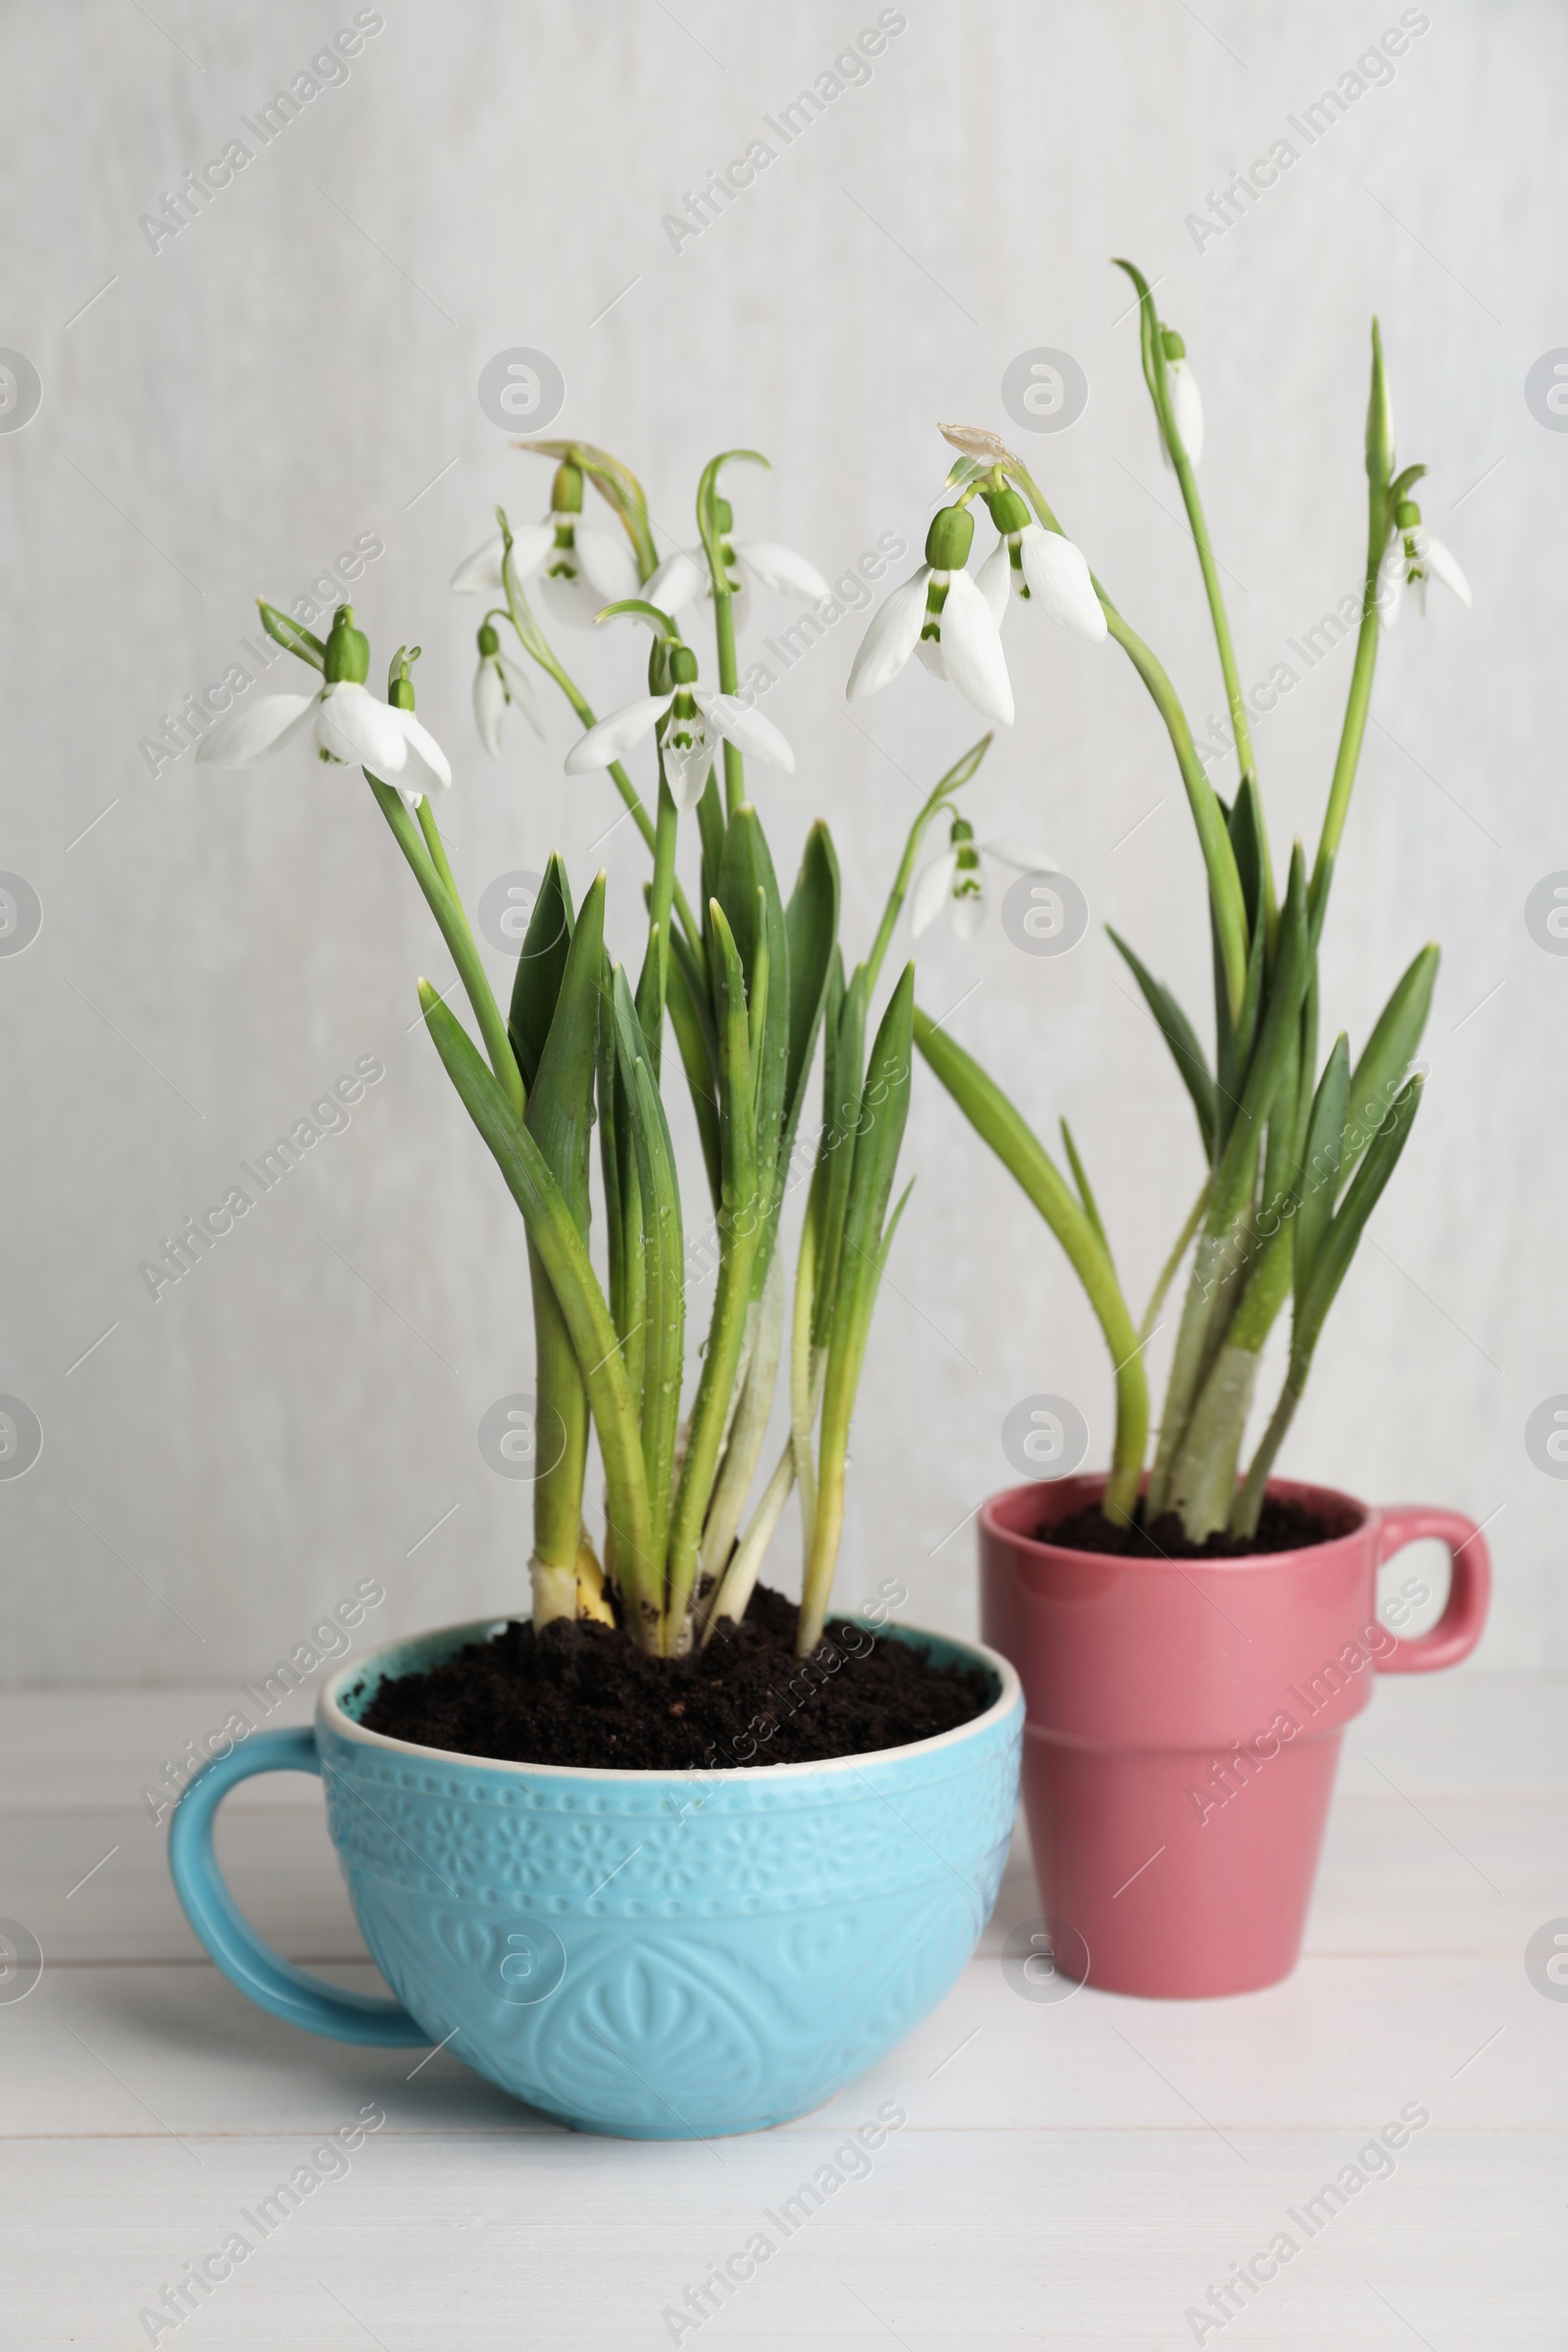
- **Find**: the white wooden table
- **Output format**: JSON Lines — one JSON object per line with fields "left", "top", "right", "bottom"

{"left": 3, "top": 1673, "right": 1565, "bottom": 2349}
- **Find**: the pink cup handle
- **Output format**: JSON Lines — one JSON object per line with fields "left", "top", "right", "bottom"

{"left": 1374, "top": 1505, "right": 1491, "bottom": 1673}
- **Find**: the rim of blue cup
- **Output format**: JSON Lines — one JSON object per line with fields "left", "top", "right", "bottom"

{"left": 320, "top": 1614, "right": 1023, "bottom": 1783}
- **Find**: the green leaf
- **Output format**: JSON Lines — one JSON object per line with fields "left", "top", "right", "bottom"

{"left": 1210, "top": 843, "right": 1311, "bottom": 1229}
{"left": 1294, "top": 1033, "right": 1349, "bottom": 1301}
{"left": 1228, "top": 776, "right": 1265, "bottom": 938}
{"left": 1296, "top": 1073, "right": 1423, "bottom": 1365}
{"left": 609, "top": 967, "right": 685, "bottom": 1568}
{"left": 783, "top": 821, "right": 841, "bottom": 1159}
{"left": 1060, "top": 1118, "right": 1112, "bottom": 1264}
{"left": 508, "top": 854, "right": 575, "bottom": 1093}
{"left": 1106, "top": 926, "right": 1216, "bottom": 1163}
{"left": 1341, "top": 944, "right": 1438, "bottom": 1193}
{"left": 665, "top": 926, "right": 721, "bottom": 1207}
{"left": 812, "top": 964, "right": 867, "bottom": 1348}
{"left": 717, "top": 808, "right": 789, "bottom": 1193}
{"left": 417, "top": 983, "right": 653, "bottom": 1611}
{"left": 707, "top": 899, "right": 757, "bottom": 1227}
{"left": 524, "top": 871, "right": 602, "bottom": 1236}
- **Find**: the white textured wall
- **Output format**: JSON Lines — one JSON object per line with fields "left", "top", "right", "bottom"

{"left": 2, "top": 0, "right": 1561, "bottom": 1684}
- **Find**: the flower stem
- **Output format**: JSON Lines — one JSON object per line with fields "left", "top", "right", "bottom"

{"left": 368, "top": 777, "right": 522, "bottom": 1113}
{"left": 1005, "top": 459, "right": 1249, "bottom": 1025}
{"left": 712, "top": 590, "right": 745, "bottom": 819}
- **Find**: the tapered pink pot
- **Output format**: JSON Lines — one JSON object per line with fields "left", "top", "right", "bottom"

{"left": 980, "top": 1475, "right": 1490, "bottom": 1999}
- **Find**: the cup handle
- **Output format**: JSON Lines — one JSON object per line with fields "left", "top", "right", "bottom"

{"left": 169, "top": 1727, "right": 427, "bottom": 2045}
{"left": 1373, "top": 1505, "right": 1492, "bottom": 1675}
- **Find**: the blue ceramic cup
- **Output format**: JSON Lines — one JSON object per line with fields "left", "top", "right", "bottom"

{"left": 169, "top": 1616, "right": 1023, "bottom": 2137}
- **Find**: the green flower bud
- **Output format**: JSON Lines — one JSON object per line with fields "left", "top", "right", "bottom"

{"left": 668, "top": 643, "right": 699, "bottom": 685}
{"left": 925, "top": 504, "right": 975, "bottom": 571}
{"left": 551, "top": 462, "right": 584, "bottom": 514}
{"left": 981, "top": 487, "right": 1031, "bottom": 535}
{"left": 1394, "top": 499, "right": 1422, "bottom": 531}
{"left": 1161, "top": 328, "right": 1186, "bottom": 362}
{"left": 712, "top": 496, "right": 733, "bottom": 531}
{"left": 389, "top": 674, "right": 416, "bottom": 711}
{"left": 323, "top": 605, "right": 369, "bottom": 685}
{"left": 950, "top": 814, "right": 976, "bottom": 846}
{"left": 477, "top": 621, "right": 500, "bottom": 658}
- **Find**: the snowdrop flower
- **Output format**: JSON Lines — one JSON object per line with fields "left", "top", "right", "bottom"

{"left": 1375, "top": 498, "right": 1471, "bottom": 630}
{"left": 564, "top": 641, "right": 793, "bottom": 811}
{"left": 1158, "top": 332, "right": 1204, "bottom": 470}
{"left": 976, "top": 488, "right": 1106, "bottom": 644}
{"left": 450, "top": 463, "right": 638, "bottom": 627}
{"left": 472, "top": 622, "right": 544, "bottom": 760}
{"left": 196, "top": 609, "right": 451, "bottom": 808}
{"left": 846, "top": 504, "right": 1013, "bottom": 726}
{"left": 646, "top": 501, "right": 831, "bottom": 630}
{"left": 911, "top": 816, "right": 1058, "bottom": 940}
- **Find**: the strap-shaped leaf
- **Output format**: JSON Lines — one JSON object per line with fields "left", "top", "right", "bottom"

{"left": 665, "top": 925, "right": 721, "bottom": 1206}
{"left": 509, "top": 854, "right": 575, "bottom": 1093}
{"left": 1296, "top": 1072, "right": 1423, "bottom": 1365}
{"left": 609, "top": 966, "right": 685, "bottom": 1570}
{"left": 1107, "top": 926, "right": 1215, "bottom": 1163}
{"left": 258, "top": 601, "right": 325, "bottom": 671}
{"left": 525, "top": 871, "right": 603, "bottom": 1236}
{"left": 812, "top": 964, "right": 867, "bottom": 1349}
{"left": 717, "top": 808, "right": 789, "bottom": 1193}
{"left": 1342, "top": 943, "right": 1438, "bottom": 1193}
{"left": 1060, "top": 1118, "right": 1112, "bottom": 1264}
{"left": 417, "top": 984, "right": 654, "bottom": 1610}
{"left": 783, "top": 820, "right": 840, "bottom": 1158}
{"left": 706, "top": 898, "right": 758, "bottom": 1223}
{"left": 1294, "top": 1033, "right": 1349, "bottom": 1302}
{"left": 1210, "top": 843, "right": 1311, "bottom": 1228}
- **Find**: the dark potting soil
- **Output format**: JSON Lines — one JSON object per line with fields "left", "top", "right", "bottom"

{"left": 1042, "top": 1495, "right": 1338, "bottom": 1560}
{"left": 353, "top": 1585, "right": 993, "bottom": 1771}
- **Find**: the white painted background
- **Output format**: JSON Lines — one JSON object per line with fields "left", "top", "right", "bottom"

{"left": 2, "top": 0, "right": 1560, "bottom": 1685}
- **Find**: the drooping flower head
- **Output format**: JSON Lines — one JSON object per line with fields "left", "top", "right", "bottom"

{"left": 645, "top": 495, "right": 831, "bottom": 627}
{"left": 564, "top": 621, "right": 793, "bottom": 811}
{"left": 911, "top": 814, "right": 1059, "bottom": 940}
{"left": 451, "top": 461, "right": 638, "bottom": 626}
{"left": 1376, "top": 496, "right": 1471, "bottom": 630}
{"left": 196, "top": 606, "right": 450, "bottom": 808}
{"left": 471, "top": 619, "right": 544, "bottom": 760}
{"left": 1158, "top": 328, "right": 1203, "bottom": 470}
{"left": 976, "top": 486, "right": 1106, "bottom": 643}
{"left": 847, "top": 502, "right": 1012, "bottom": 724}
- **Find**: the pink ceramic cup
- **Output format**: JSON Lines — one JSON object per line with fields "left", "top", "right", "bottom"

{"left": 979, "top": 1475, "right": 1491, "bottom": 1999}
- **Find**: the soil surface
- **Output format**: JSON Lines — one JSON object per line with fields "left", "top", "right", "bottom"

{"left": 1041, "top": 1495, "right": 1339, "bottom": 1560}
{"left": 353, "top": 1585, "right": 993, "bottom": 1771}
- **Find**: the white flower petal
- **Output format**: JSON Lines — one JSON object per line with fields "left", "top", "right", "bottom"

{"left": 1164, "top": 360, "right": 1204, "bottom": 468}
{"left": 575, "top": 525, "right": 641, "bottom": 604}
{"left": 1375, "top": 539, "right": 1404, "bottom": 631}
{"left": 316, "top": 684, "right": 411, "bottom": 775}
{"left": 509, "top": 520, "right": 556, "bottom": 580}
{"left": 564, "top": 693, "right": 671, "bottom": 773}
{"left": 661, "top": 721, "right": 715, "bottom": 811}
{"left": 646, "top": 548, "right": 708, "bottom": 613}
{"left": 949, "top": 886, "right": 986, "bottom": 941}
{"left": 473, "top": 662, "right": 506, "bottom": 760}
{"left": 977, "top": 541, "right": 1013, "bottom": 628}
{"left": 1017, "top": 527, "right": 1106, "bottom": 642}
{"left": 450, "top": 536, "right": 506, "bottom": 595}
{"left": 910, "top": 851, "right": 958, "bottom": 938}
{"left": 194, "top": 691, "right": 319, "bottom": 766}
{"left": 914, "top": 633, "right": 949, "bottom": 679}
{"left": 497, "top": 654, "right": 545, "bottom": 738}
{"left": 983, "top": 838, "right": 1058, "bottom": 874}
{"left": 696, "top": 691, "right": 795, "bottom": 773}
{"left": 1422, "top": 535, "right": 1471, "bottom": 608}
{"left": 937, "top": 570, "right": 1014, "bottom": 726}
{"left": 390, "top": 708, "right": 451, "bottom": 800}
{"left": 733, "top": 539, "right": 832, "bottom": 603}
{"left": 846, "top": 566, "right": 932, "bottom": 700}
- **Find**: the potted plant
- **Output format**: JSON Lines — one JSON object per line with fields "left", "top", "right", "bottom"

{"left": 167, "top": 441, "right": 1022, "bottom": 2134}
{"left": 844, "top": 265, "right": 1490, "bottom": 1997}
